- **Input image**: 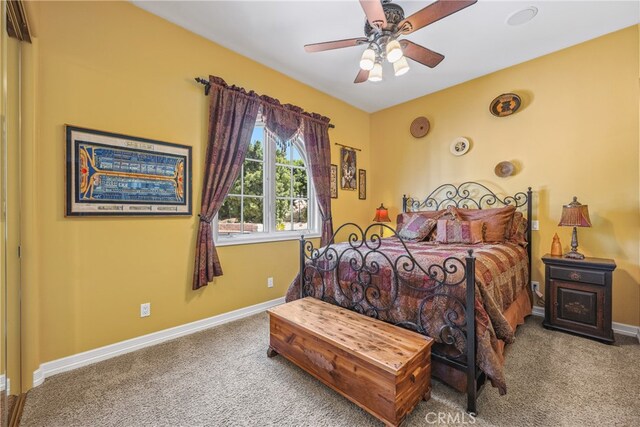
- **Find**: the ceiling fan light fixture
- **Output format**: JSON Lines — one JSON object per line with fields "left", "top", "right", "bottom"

{"left": 359, "top": 48, "right": 376, "bottom": 70}
{"left": 386, "top": 39, "right": 403, "bottom": 63}
{"left": 368, "top": 62, "right": 383, "bottom": 82}
{"left": 393, "top": 56, "right": 410, "bottom": 76}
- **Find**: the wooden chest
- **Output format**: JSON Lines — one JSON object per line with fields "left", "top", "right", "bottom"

{"left": 267, "top": 297, "right": 433, "bottom": 426}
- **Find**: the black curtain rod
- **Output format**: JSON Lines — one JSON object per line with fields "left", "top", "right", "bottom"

{"left": 194, "top": 77, "right": 335, "bottom": 129}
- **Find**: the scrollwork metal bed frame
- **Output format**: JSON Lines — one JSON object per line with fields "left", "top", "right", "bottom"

{"left": 298, "top": 182, "right": 532, "bottom": 415}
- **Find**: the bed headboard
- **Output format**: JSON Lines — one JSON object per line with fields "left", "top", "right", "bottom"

{"left": 403, "top": 181, "right": 530, "bottom": 213}
{"left": 402, "top": 181, "right": 533, "bottom": 286}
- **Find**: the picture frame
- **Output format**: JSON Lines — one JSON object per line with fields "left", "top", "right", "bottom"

{"left": 65, "top": 125, "right": 192, "bottom": 216}
{"left": 330, "top": 164, "right": 338, "bottom": 199}
{"left": 358, "top": 169, "right": 366, "bottom": 200}
{"left": 340, "top": 147, "right": 357, "bottom": 190}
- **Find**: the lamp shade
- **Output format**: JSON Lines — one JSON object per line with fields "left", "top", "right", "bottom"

{"left": 386, "top": 39, "right": 403, "bottom": 63}
{"left": 373, "top": 204, "right": 391, "bottom": 223}
{"left": 393, "top": 56, "right": 410, "bottom": 76}
{"left": 558, "top": 196, "right": 592, "bottom": 227}
{"left": 368, "top": 62, "right": 383, "bottom": 82}
{"left": 359, "top": 48, "right": 375, "bottom": 71}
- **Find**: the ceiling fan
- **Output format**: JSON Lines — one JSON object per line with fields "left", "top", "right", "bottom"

{"left": 304, "top": 0, "right": 477, "bottom": 83}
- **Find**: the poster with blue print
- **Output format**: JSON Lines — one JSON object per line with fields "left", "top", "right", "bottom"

{"left": 66, "top": 125, "right": 192, "bottom": 216}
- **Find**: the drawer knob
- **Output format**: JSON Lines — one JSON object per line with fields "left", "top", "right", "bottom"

{"left": 569, "top": 271, "right": 582, "bottom": 281}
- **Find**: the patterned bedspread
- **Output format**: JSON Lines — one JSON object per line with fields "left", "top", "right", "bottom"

{"left": 285, "top": 237, "right": 530, "bottom": 394}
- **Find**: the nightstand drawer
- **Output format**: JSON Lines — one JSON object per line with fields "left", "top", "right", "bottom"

{"left": 548, "top": 266, "right": 605, "bottom": 286}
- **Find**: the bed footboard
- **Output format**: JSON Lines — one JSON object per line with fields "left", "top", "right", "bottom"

{"left": 298, "top": 224, "right": 479, "bottom": 414}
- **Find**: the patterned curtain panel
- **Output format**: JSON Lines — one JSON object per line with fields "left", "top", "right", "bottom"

{"left": 192, "top": 76, "right": 261, "bottom": 290}
{"left": 302, "top": 115, "right": 333, "bottom": 246}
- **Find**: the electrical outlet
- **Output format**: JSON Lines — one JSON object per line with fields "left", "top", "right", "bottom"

{"left": 531, "top": 220, "right": 539, "bottom": 231}
{"left": 140, "top": 302, "right": 151, "bottom": 317}
{"left": 531, "top": 281, "right": 540, "bottom": 293}
{"left": 267, "top": 277, "right": 274, "bottom": 288}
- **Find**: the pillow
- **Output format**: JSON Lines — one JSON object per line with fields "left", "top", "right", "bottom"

{"left": 397, "top": 215, "right": 437, "bottom": 241}
{"left": 507, "top": 211, "right": 528, "bottom": 247}
{"left": 396, "top": 209, "right": 448, "bottom": 235}
{"left": 451, "top": 205, "right": 516, "bottom": 243}
{"left": 436, "top": 219, "right": 484, "bottom": 244}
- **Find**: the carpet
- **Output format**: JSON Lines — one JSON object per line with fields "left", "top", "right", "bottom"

{"left": 21, "top": 313, "right": 640, "bottom": 426}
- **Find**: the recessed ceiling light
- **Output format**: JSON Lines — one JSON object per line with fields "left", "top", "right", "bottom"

{"left": 506, "top": 7, "right": 538, "bottom": 26}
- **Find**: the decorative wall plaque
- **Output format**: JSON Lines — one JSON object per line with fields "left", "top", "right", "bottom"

{"left": 410, "top": 117, "right": 430, "bottom": 138}
{"left": 490, "top": 93, "right": 521, "bottom": 117}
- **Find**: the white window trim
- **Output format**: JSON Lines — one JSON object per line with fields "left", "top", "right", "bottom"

{"left": 213, "top": 125, "right": 321, "bottom": 247}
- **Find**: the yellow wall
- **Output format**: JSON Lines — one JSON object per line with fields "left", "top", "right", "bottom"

{"left": 370, "top": 26, "right": 640, "bottom": 326}
{"left": 24, "top": 1, "right": 371, "bottom": 388}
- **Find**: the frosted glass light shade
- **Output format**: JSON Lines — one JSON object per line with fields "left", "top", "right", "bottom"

{"left": 368, "top": 62, "right": 383, "bottom": 82}
{"left": 393, "top": 56, "right": 410, "bottom": 76}
{"left": 359, "top": 48, "right": 375, "bottom": 71}
{"left": 386, "top": 39, "right": 403, "bottom": 63}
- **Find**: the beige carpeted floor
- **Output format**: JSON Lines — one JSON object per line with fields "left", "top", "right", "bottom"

{"left": 21, "top": 313, "right": 640, "bottom": 426}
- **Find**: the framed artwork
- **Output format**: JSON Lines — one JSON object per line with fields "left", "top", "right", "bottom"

{"left": 340, "top": 147, "right": 357, "bottom": 190}
{"left": 330, "top": 164, "right": 338, "bottom": 199}
{"left": 65, "top": 125, "right": 192, "bottom": 216}
{"left": 358, "top": 169, "right": 366, "bottom": 200}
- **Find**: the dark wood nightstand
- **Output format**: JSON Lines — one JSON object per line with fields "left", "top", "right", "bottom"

{"left": 541, "top": 254, "right": 616, "bottom": 344}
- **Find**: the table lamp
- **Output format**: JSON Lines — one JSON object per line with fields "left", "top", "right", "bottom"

{"left": 373, "top": 203, "right": 391, "bottom": 237}
{"left": 558, "top": 196, "right": 591, "bottom": 259}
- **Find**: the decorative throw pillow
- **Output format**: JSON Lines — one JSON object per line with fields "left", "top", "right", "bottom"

{"left": 436, "top": 219, "right": 485, "bottom": 244}
{"left": 397, "top": 215, "right": 437, "bottom": 241}
{"left": 396, "top": 209, "right": 448, "bottom": 236}
{"left": 507, "top": 211, "right": 528, "bottom": 247}
{"left": 451, "top": 205, "right": 516, "bottom": 243}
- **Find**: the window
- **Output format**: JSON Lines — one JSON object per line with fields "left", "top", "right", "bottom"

{"left": 215, "top": 118, "right": 320, "bottom": 245}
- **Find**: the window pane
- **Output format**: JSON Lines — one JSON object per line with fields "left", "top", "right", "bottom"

{"left": 248, "top": 131, "right": 264, "bottom": 161}
{"left": 218, "top": 196, "right": 241, "bottom": 235}
{"left": 291, "top": 145, "right": 304, "bottom": 166}
{"left": 229, "top": 170, "right": 242, "bottom": 195}
{"left": 276, "top": 198, "right": 292, "bottom": 231}
{"left": 293, "top": 199, "right": 308, "bottom": 230}
{"left": 275, "top": 140, "right": 292, "bottom": 166}
{"left": 243, "top": 197, "right": 264, "bottom": 233}
{"left": 276, "top": 165, "right": 292, "bottom": 197}
{"left": 243, "top": 160, "right": 263, "bottom": 196}
{"left": 292, "top": 167, "right": 307, "bottom": 198}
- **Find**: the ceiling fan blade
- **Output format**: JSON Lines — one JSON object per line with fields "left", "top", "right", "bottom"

{"left": 400, "top": 40, "right": 445, "bottom": 68}
{"left": 359, "top": 0, "right": 387, "bottom": 29}
{"left": 398, "top": 0, "right": 477, "bottom": 35}
{"left": 304, "top": 37, "right": 368, "bottom": 53}
{"left": 354, "top": 69, "right": 369, "bottom": 84}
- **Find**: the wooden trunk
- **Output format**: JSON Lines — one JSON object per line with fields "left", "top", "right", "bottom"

{"left": 267, "top": 298, "right": 433, "bottom": 426}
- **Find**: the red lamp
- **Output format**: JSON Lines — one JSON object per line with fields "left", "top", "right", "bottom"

{"left": 373, "top": 203, "right": 391, "bottom": 237}
{"left": 558, "top": 196, "right": 592, "bottom": 259}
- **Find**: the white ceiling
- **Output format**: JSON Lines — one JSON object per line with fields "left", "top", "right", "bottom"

{"left": 133, "top": 0, "right": 639, "bottom": 113}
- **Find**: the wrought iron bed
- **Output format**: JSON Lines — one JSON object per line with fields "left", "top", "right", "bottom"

{"left": 296, "top": 182, "right": 533, "bottom": 415}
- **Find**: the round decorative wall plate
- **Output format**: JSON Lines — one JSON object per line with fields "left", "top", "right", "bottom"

{"left": 450, "top": 137, "right": 470, "bottom": 156}
{"left": 494, "top": 161, "right": 515, "bottom": 177}
{"left": 490, "top": 93, "right": 521, "bottom": 117}
{"left": 410, "top": 117, "right": 430, "bottom": 138}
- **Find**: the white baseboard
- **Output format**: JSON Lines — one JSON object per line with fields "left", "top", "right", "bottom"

{"left": 0, "top": 375, "right": 5, "bottom": 392}
{"left": 531, "top": 305, "right": 640, "bottom": 343}
{"left": 33, "top": 296, "right": 285, "bottom": 387}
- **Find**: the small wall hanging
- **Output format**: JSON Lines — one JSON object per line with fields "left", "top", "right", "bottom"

{"left": 450, "top": 137, "right": 470, "bottom": 156}
{"left": 494, "top": 161, "right": 515, "bottom": 177}
{"left": 410, "top": 117, "right": 430, "bottom": 138}
{"left": 490, "top": 93, "right": 521, "bottom": 117}
{"left": 358, "top": 169, "right": 366, "bottom": 200}
{"left": 330, "top": 164, "right": 338, "bottom": 199}
{"left": 340, "top": 147, "right": 357, "bottom": 190}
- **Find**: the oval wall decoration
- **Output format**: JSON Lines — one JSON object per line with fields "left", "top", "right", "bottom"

{"left": 410, "top": 117, "right": 430, "bottom": 138}
{"left": 490, "top": 93, "right": 521, "bottom": 117}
